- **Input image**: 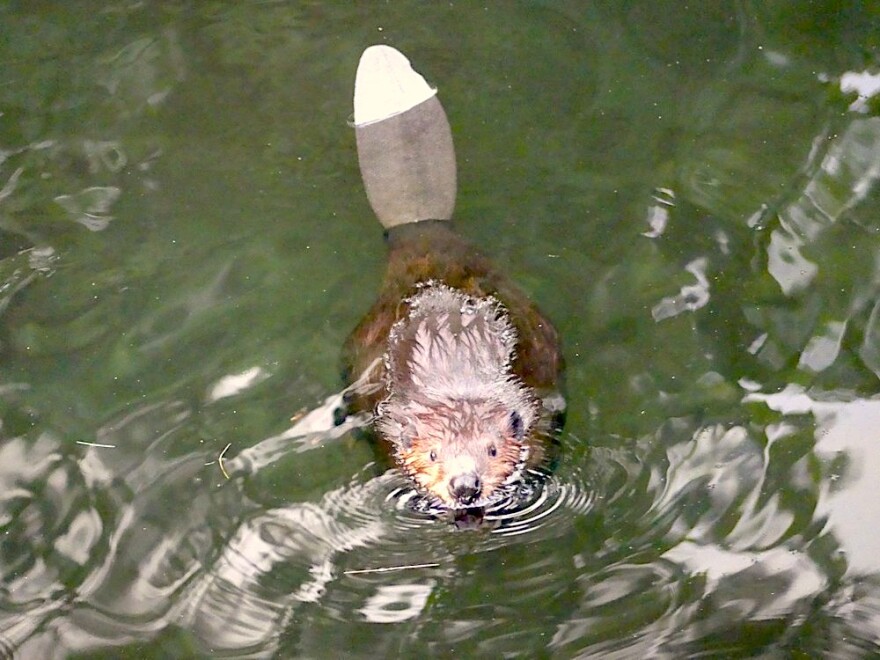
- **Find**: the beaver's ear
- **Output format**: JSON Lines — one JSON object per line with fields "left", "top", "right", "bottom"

{"left": 509, "top": 411, "right": 525, "bottom": 442}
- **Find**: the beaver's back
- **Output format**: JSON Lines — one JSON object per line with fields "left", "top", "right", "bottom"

{"left": 343, "top": 220, "right": 563, "bottom": 415}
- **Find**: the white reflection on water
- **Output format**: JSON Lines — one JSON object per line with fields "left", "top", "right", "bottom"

{"left": 207, "top": 366, "right": 270, "bottom": 402}
{"left": 663, "top": 543, "right": 825, "bottom": 619}
{"left": 769, "top": 117, "right": 880, "bottom": 295}
{"left": 359, "top": 583, "right": 433, "bottom": 623}
{"left": 747, "top": 385, "right": 880, "bottom": 576}
{"left": 840, "top": 70, "right": 880, "bottom": 114}
{"left": 174, "top": 500, "right": 384, "bottom": 655}
{"left": 53, "top": 186, "right": 121, "bottom": 232}
{"left": 797, "top": 320, "right": 847, "bottom": 373}
{"left": 223, "top": 389, "right": 370, "bottom": 475}
{"left": 651, "top": 257, "right": 710, "bottom": 322}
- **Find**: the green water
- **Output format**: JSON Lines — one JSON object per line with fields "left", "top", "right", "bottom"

{"left": 1, "top": 2, "right": 879, "bottom": 658}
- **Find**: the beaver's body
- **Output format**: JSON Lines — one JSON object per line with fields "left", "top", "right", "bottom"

{"left": 344, "top": 220, "right": 563, "bottom": 509}
{"left": 345, "top": 46, "right": 563, "bottom": 512}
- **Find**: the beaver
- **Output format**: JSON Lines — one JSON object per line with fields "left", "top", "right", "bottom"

{"left": 342, "top": 47, "right": 564, "bottom": 513}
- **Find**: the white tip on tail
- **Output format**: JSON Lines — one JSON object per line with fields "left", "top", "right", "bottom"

{"left": 354, "top": 45, "right": 437, "bottom": 127}
{"left": 353, "top": 45, "right": 456, "bottom": 227}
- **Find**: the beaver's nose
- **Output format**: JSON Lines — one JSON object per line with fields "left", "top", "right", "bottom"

{"left": 449, "top": 473, "right": 481, "bottom": 505}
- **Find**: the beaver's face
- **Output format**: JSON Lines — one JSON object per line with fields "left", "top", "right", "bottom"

{"left": 381, "top": 398, "right": 531, "bottom": 508}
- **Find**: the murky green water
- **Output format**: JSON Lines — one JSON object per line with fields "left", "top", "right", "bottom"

{"left": 2, "top": 2, "right": 879, "bottom": 658}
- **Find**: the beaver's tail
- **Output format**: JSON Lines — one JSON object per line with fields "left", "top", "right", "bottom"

{"left": 353, "top": 46, "right": 456, "bottom": 229}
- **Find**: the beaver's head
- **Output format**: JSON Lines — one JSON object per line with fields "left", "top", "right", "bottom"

{"left": 378, "top": 396, "right": 534, "bottom": 507}
{"left": 377, "top": 284, "right": 539, "bottom": 508}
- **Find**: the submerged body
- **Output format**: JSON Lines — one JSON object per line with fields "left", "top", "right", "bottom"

{"left": 344, "top": 220, "right": 564, "bottom": 510}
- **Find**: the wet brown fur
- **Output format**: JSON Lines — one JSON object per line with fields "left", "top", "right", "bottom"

{"left": 343, "top": 220, "right": 563, "bottom": 506}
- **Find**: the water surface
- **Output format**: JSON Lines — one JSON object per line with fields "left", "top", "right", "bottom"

{"left": 1, "top": 2, "right": 879, "bottom": 657}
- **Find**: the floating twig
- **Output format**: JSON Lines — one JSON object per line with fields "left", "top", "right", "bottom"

{"left": 218, "top": 442, "right": 231, "bottom": 479}
{"left": 76, "top": 440, "right": 116, "bottom": 448}
{"left": 344, "top": 562, "right": 439, "bottom": 576}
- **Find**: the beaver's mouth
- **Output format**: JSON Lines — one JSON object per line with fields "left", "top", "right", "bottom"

{"left": 452, "top": 506, "right": 486, "bottom": 529}
{"left": 406, "top": 483, "right": 513, "bottom": 514}
{"left": 439, "top": 480, "right": 522, "bottom": 511}
{"left": 406, "top": 495, "right": 490, "bottom": 528}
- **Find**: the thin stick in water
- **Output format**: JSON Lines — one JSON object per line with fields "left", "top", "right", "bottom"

{"left": 218, "top": 442, "right": 231, "bottom": 479}
{"left": 344, "top": 562, "right": 439, "bottom": 576}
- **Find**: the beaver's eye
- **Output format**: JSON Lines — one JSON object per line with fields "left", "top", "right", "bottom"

{"left": 488, "top": 445, "right": 497, "bottom": 458}
{"left": 509, "top": 411, "right": 525, "bottom": 442}
{"left": 429, "top": 450, "right": 437, "bottom": 462}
